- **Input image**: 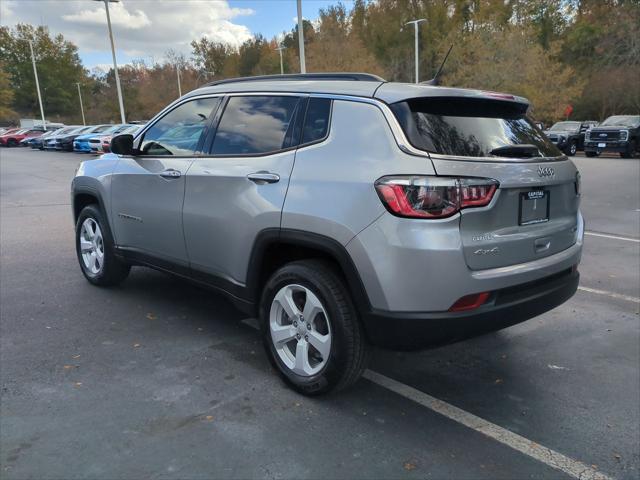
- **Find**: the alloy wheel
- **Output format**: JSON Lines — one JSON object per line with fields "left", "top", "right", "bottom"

{"left": 79, "top": 218, "right": 104, "bottom": 275}
{"left": 269, "top": 284, "right": 332, "bottom": 376}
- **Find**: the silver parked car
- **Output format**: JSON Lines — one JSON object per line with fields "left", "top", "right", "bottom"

{"left": 71, "top": 73, "right": 583, "bottom": 395}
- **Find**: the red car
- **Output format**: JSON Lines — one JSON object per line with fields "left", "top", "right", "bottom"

{"left": 0, "top": 128, "right": 44, "bottom": 147}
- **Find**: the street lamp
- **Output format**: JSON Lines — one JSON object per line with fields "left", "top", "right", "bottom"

{"left": 275, "top": 44, "right": 286, "bottom": 75}
{"left": 176, "top": 63, "right": 182, "bottom": 97}
{"left": 403, "top": 18, "right": 426, "bottom": 84}
{"left": 28, "top": 40, "right": 47, "bottom": 130}
{"left": 296, "top": 0, "right": 306, "bottom": 73}
{"left": 94, "top": 0, "right": 126, "bottom": 123}
{"left": 76, "top": 82, "right": 86, "bottom": 125}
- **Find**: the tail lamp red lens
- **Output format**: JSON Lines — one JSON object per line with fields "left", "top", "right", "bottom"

{"left": 448, "top": 292, "right": 490, "bottom": 312}
{"left": 375, "top": 176, "right": 498, "bottom": 219}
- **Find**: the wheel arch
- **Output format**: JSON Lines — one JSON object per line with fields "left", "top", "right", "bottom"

{"left": 72, "top": 186, "right": 107, "bottom": 223}
{"left": 246, "top": 229, "right": 372, "bottom": 317}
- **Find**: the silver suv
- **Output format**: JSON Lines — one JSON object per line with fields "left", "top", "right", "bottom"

{"left": 72, "top": 73, "right": 583, "bottom": 395}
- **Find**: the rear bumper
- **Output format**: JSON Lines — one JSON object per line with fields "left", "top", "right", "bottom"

{"left": 363, "top": 268, "right": 579, "bottom": 350}
{"left": 584, "top": 141, "right": 631, "bottom": 153}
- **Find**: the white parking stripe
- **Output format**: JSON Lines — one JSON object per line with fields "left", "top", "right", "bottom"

{"left": 577, "top": 286, "right": 640, "bottom": 303}
{"left": 242, "top": 317, "right": 617, "bottom": 477}
{"left": 363, "top": 370, "right": 613, "bottom": 480}
{"left": 585, "top": 231, "right": 640, "bottom": 243}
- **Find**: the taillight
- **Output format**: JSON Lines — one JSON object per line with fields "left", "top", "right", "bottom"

{"left": 375, "top": 176, "right": 498, "bottom": 219}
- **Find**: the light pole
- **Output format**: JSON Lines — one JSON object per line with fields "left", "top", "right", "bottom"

{"left": 28, "top": 40, "right": 47, "bottom": 130}
{"left": 94, "top": 0, "right": 126, "bottom": 123}
{"left": 176, "top": 63, "right": 182, "bottom": 97}
{"left": 296, "top": 0, "right": 306, "bottom": 73}
{"left": 275, "top": 45, "right": 286, "bottom": 75}
{"left": 76, "top": 82, "right": 86, "bottom": 125}
{"left": 404, "top": 18, "right": 426, "bottom": 84}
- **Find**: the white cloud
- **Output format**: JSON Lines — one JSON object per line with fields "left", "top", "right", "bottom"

{"left": 1, "top": 0, "right": 254, "bottom": 66}
{"left": 62, "top": 3, "right": 151, "bottom": 29}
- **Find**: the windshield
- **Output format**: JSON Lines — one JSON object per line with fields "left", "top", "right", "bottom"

{"left": 56, "top": 127, "right": 76, "bottom": 135}
{"left": 70, "top": 127, "right": 90, "bottom": 134}
{"left": 98, "top": 125, "right": 124, "bottom": 135}
{"left": 123, "top": 125, "right": 142, "bottom": 135}
{"left": 391, "top": 97, "right": 560, "bottom": 159}
{"left": 601, "top": 115, "right": 640, "bottom": 127}
{"left": 549, "top": 122, "right": 580, "bottom": 132}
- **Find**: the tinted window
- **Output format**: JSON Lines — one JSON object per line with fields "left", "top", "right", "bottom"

{"left": 302, "top": 98, "right": 331, "bottom": 144}
{"left": 211, "top": 96, "right": 300, "bottom": 155}
{"left": 392, "top": 97, "right": 560, "bottom": 158}
{"left": 140, "top": 97, "right": 220, "bottom": 156}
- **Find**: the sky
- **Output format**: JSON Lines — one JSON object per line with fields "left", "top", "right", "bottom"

{"left": 0, "top": 0, "right": 346, "bottom": 70}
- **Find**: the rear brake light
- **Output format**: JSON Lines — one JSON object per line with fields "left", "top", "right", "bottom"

{"left": 448, "top": 292, "right": 490, "bottom": 312}
{"left": 482, "top": 91, "right": 515, "bottom": 100}
{"left": 375, "top": 176, "right": 498, "bottom": 219}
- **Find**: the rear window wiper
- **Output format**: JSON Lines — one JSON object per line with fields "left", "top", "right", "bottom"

{"left": 490, "top": 144, "right": 542, "bottom": 158}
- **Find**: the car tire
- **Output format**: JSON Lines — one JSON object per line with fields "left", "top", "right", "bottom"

{"left": 585, "top": 151, "right": 599, "bottom": 157}
{"left": 620, "top": 141, "right": 636, "bottom": 159}
{"left": 7, "top": 139, "right": 17, "bottom": 147}
{"left": 567, "top": 141, "right": 577, "bottom": 156}
{"left": 75, "top": 204, "right": 130, "bottom": 286}
{"left": 260, "top": 259, "right": 370, "bottom": 395}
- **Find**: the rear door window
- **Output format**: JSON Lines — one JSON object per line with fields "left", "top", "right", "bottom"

{"left": 391, "top": 97, "right": 561, "bottom": 158}
{"left": 211, "top": 96, "right": 301, "bottom": 156}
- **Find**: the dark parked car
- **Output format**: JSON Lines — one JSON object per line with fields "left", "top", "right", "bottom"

{"left": 57, "top": 126, "right": 106, "bottom": 152}
{"left": 30, "top": 128, "right": 63, "bottom": 149}
{"left": 584, "top": 115, "right": 640, "bottom": 158}
{"left": 544, "top": 121, "right": 597, "bottom": 156}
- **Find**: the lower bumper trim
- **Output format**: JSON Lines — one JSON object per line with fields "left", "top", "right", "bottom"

{"left": 362, "top": 269, "right": 579, "bottom": 350}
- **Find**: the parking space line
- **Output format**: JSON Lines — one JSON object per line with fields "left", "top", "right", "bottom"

{"left": 585, "top": 231, "right": 640, "bottom": 243}
{"left": 577, "top": 286, "right": 640, "bottom": 304}
{"left": 363, "top": 370, "right": 613, "bottom": 480}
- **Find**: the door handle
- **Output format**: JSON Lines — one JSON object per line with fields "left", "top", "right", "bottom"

{"left": 160, "top": 169, "right": 181, "bottom": 179}
{"left": 247, "top": 171, "right": 280, "bottom": 184}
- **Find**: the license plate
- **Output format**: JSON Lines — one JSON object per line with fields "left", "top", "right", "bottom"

{"left": 598, "top": 142, "right": 606, "bottom": 148}
{"left": 519, "top": 190, "right": 549, "bottom": 226}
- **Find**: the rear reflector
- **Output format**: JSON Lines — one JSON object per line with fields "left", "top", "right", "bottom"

{"left": 448, "top": 292, "right": 490, "bottom": 312}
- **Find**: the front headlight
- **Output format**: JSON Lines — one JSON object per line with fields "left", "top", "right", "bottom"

{"left": 585, "top": 131, "right": 591, "bottom": 141}
{"left": 620, "top": 130, "right": 629, "bottom": 141}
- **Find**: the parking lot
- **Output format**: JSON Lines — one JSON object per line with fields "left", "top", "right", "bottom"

{"left": 1, "top": 148, "right": 638, "bottom": 479}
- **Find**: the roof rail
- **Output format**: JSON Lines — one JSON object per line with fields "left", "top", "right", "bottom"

{"left": 204, "top": 73, "right": 386, "bottom": 87}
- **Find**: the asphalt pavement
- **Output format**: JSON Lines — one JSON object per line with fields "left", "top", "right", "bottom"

{"left": 1, "top": 148, "right": 638, "bottom": 479}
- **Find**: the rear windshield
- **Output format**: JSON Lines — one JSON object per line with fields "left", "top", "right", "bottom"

{"left": 391, "top": 97, "right": 561, "bottom": 158}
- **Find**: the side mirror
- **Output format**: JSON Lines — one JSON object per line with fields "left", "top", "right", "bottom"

{"left": 110, "top": 134, "right": 134, "bottom": 155}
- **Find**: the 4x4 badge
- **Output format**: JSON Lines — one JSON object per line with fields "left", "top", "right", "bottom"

{"left": 537, "top": 166, "right": 555, "bottom": 177}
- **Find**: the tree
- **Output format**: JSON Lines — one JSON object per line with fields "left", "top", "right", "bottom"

{"left": 0, "top": 24, "right": 86, "bottom": 120}
{"left": 307, "top": 4, "right": 384, "bottom": 75}
{"left": 191, "top": 38, "right": 234, "bottom": 78}
{"left": 0, "top": 63, "right": 17, "bottom": 123}
{"left": 446, "top": 27, "right": 583, "bottom": 123}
